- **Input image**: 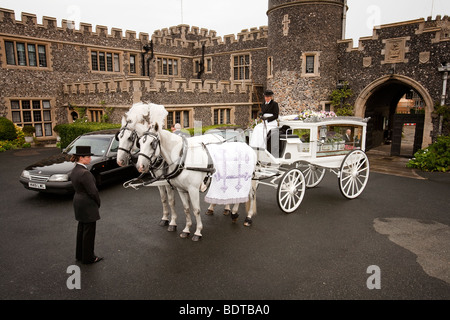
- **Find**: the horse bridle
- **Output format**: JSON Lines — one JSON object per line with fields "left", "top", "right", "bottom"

{"left": 115, "top": 126, "right": 137, "bottom": 156}
{"left": 137, "top": 130, "right": 161, "bottom": 168}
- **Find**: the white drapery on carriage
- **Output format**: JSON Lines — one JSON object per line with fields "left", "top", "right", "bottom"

{"left": 204, "top": 142, "right": 256, "bottom": 205}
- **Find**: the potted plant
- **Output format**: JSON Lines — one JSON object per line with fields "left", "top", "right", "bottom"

{"left": 22, "top": 125, "right": 35, "bottom": 143}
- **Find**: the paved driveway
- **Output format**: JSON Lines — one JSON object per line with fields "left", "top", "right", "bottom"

{"left": 1, "top": 147, "right": 449, "bottom": 303}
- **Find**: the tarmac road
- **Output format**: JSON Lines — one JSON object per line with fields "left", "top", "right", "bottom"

{"left": 0, "top": 147, "right": 449, "bottom": 305}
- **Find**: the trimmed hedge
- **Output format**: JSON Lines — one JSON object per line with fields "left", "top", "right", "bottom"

{"left": 0, "top": 117, "right": 18, "bottom": 141}
{"left": 54, "top": 122, "right": 121, "bottom": 148}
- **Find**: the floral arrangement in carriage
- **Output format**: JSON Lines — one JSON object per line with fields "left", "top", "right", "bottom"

{"left": 278, "top": 109, "right": 337, "bottom": 122}
{"left": 296, "top": 109, "right": 337, "bottom": 121}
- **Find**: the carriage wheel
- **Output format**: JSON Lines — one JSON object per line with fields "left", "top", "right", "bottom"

{"left": 277, "top": 168, "right": 306, "bottom": 213}
{"left": 296, "top": 162, "right": 326, "bottom": 188}
{"left": 338, "top": 150, "right": 370, "bottom": 199}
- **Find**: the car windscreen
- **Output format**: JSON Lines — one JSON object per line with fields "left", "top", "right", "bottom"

{"left": 65, "top": 136, "right": 112, "bottom": 156}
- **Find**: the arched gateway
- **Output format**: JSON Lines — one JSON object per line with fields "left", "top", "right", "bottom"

{"left": 354, "top": 75, "right": 433, "bottom": 154}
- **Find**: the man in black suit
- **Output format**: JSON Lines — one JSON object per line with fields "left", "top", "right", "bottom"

{"left": 249, "top": 89, "right": 279, "bottom": 148}
{"left": 70, "top": 146, "right": 103, "bottom": 264}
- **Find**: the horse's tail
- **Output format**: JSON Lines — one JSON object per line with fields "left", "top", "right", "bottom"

{"left": 245, "top": 179, "right": 258, "bottom": 215}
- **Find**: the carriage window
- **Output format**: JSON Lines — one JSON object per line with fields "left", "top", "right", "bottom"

{"left": 317, "top": 124, "right": 362, "bottom": 154}
{"left": 292, "top": 129, "right": 310, "bottom": 142}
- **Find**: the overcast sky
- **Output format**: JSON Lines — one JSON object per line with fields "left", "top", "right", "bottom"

{"left": 1, "top": 0, "right": 449, "bottom": 45}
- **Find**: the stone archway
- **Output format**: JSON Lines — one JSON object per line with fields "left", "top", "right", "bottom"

{"left": 354, "top": 75, "right": 433, "bottom": 150}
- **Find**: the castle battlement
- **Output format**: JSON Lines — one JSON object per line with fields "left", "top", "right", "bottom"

{"left": 0, "top": 7, "right": 149, "bottom": 42}
{"left": 0, "top": 7, "right": 268, "bottom": 49}
{"left": 341, "top": 15, "right": 450, "bottom": 51}
{"left": 151, "top": 24, "right": 268, "bottom": 48}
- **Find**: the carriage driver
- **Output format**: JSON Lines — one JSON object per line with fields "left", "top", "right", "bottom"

{"left": 249, "top": 89, "right": 279, "bottom": 149}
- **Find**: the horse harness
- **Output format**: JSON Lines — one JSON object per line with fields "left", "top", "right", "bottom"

{"left": 138, "top": 131, "right": 216, "bottom": 189}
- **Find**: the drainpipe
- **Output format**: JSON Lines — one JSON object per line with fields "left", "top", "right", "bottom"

{"left": 438, "top": 62, "right": 450, "bottom": 135}
{"left": 342, "top": 0, "right": 348, "bottom": 40}
{"left": 142, "top": 42, "right": 152, "bottom": 77}
{"left": 197, "top": 44, "right": 205, "bottom": 79}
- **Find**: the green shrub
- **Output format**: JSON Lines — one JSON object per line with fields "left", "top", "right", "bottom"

{"left": 407, "top": 135, "right": 450, "bottom": 172}
{"left": 54, "top": 122, "right": 121, "bottom": 148}
{"left": 330, "top": 81, "right": 354, "bottom": 116}
{"left": 0, "top": 117, "right": 18, "bottom": 141}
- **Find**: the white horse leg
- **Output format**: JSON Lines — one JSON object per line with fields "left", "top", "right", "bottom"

{"left": 244, "top": 180, "right": 258, "bottom": 227}
{"left": 189, "top": 189, "right": 203, "bottom": 241}
{"left": 157, "top": 186, "right": 170, "bottom": 227}
{"left": 165, "top": 185, "right": 178, "bottom": 232}
{"left": 177, "top": 190, "right": 192, "bottom": 239}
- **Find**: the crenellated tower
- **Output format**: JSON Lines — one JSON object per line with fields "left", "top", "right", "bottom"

{"left": 267, "top": 0, "right": 347, "bottom": 114}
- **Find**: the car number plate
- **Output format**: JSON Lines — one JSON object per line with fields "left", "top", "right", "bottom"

{"left": 29, "top": 182, "right": 46, "bottom": 190}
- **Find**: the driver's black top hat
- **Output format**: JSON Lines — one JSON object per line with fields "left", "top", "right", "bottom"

{"left": 74, "top": 145, "right": 94, "bottom": 156}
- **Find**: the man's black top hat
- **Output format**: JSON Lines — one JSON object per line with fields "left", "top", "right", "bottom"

{"left": 74, "top": 145, "right": 94, "bottom": 156}
{"left": 264, "top": 89, "right": 274, "bottom": 96}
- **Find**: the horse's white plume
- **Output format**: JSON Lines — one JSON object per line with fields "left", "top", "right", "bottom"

{"left": 124, "top": 102, "right": 167, "bottom": 129}
{"left": 149, "top": 103, "right": 168, "bottom": 129}
{"left": 124, "top": 102, "right": 150, "bottom": 126}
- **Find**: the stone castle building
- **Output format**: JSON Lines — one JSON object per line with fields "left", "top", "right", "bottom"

{"left": 1, "top": 0, "right": 449, "bottom": 155}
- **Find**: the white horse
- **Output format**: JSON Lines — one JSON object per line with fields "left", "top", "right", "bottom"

{"left": 116, "top": 102, "right": 179, "bottom": 230}
{"left": 116, "top": 102, "right": 233, "bottom": 229}
{"left": 135, "top": 120, "right": 257, "bottom": 241}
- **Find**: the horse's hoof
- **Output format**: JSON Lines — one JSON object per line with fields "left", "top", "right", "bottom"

{"left": 191, "top": 235, "right": 202, "bottom": 242}
{"left": 231, "top": 213, "right": 239, "bottom": 223}
{"left": 223, "top": 209, "right": 231, "bottom": 216}
{"left": 244, "top": 217, "right": 253, "bottom": 227}
{"left": 159, "top": 220, "right": 169, "bottom": 227}
{"left": 205, "top": 209, "right": 214, "bottom": 216}
{"left": 180, "top": 232, "right": 190, "bottom": 239}
{"left": 167, "top": 225, "right": 177, "bottom": 232}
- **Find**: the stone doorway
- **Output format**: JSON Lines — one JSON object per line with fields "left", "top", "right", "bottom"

{"left": 354, "top": 75, "right": 433, "bottom": 154}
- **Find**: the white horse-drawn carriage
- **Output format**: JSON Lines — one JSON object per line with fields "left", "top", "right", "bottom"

{"left": 116, "top": 103, "right": 370, "bottom": 241}
{"left": 253, "top": 115, "right": 370, "bottom": 213}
